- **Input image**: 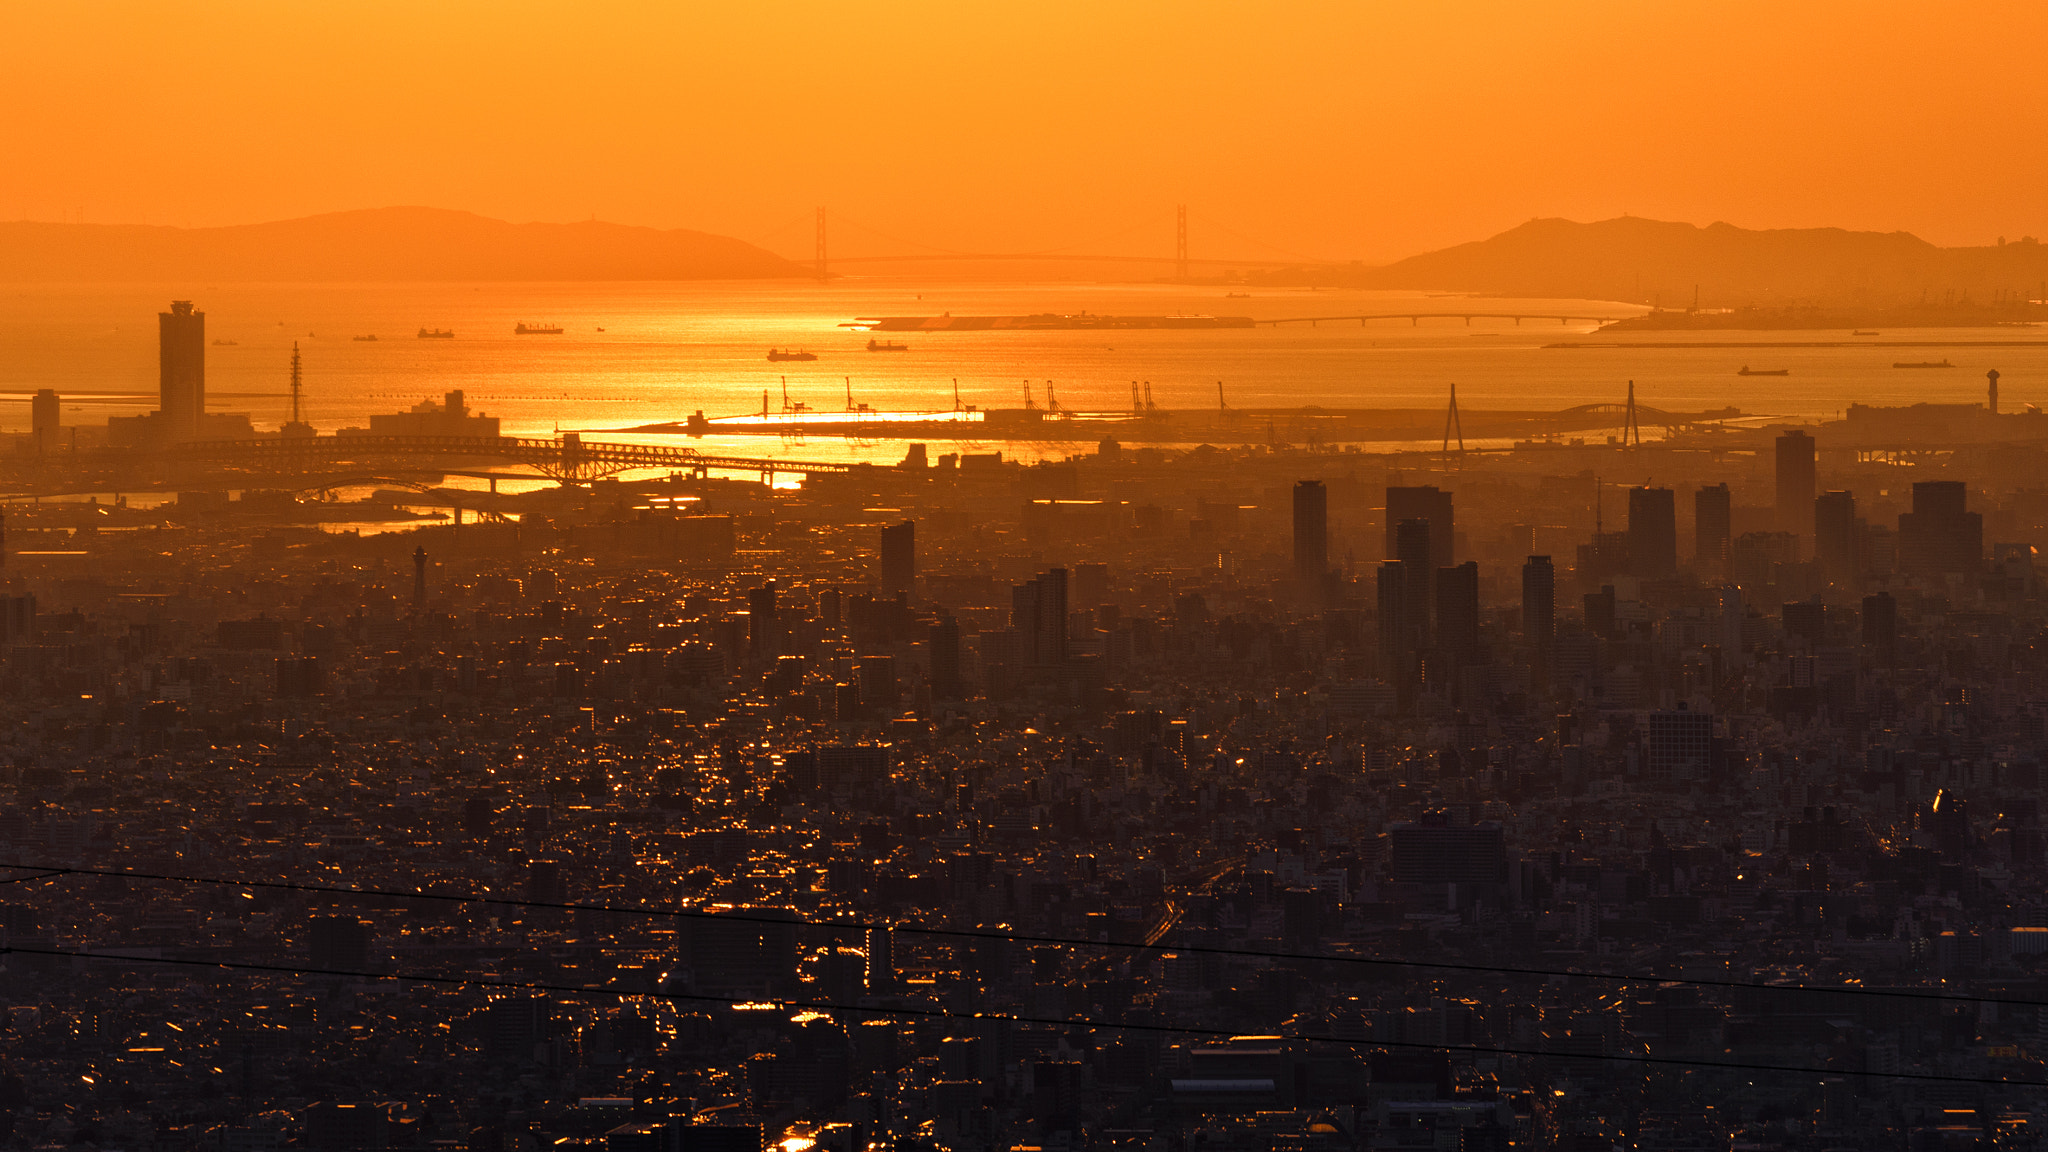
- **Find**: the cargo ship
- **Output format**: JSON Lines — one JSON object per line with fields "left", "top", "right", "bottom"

{"left": 418, "top": 327, "right": 455, "bottom": 339}
{"left": 767, "top": 348, "right": 817, "bottom": 362}
{"left": 1894, "top": 359, "right": 1954, "bottom": 368}
{"left": 848, "top": 312, "right": 1257, "bottom": 332}
{"left": 1737, "top": 366, "right": 1788, "bottom": 376}
{"left": 515, "top": 322, "right": 564, "bottom": 335}
{"left": 867, "top": 339, "right": 910, "bottom": 352}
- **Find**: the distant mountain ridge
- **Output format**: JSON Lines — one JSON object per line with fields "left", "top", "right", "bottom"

{"left": 0, "top": 207, "right": 806, "bottom": 281}
{"left": 1347, "top": 216, "right": 2048, "bottom": 307}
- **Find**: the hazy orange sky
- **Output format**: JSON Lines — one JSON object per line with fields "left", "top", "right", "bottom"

{"left": 4, "top": 1, "right": 2046, "bottom": 264}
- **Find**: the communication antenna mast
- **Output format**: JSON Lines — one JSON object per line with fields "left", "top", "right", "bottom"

{"left": 1623, "top": 379, "right": 1642, "bottom": 447}
{"left": 1441, "top": 381, "right": 1465, "bottom": 465}
{"left": 814, "top": 207, "right": 827, "bottom": 281}
{"left": 289, "top": 341, "right": 303, "bottom": 425}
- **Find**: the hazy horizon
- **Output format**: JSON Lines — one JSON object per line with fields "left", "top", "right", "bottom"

{"left": 8, "top": 2, "right": 2048, "bottom": 264}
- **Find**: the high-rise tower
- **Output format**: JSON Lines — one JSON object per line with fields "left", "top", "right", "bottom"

{"left": 1627, "top": 486, "right": 1677, "bottom": 578}
{"left": 1775, "top": 430, "right": 1816, "bottom": 540}
{"left": 1293, "top": 481, "right": 1328, "bottom": 583}
{"left": 1694, "top": 483, "right": 1731, "bottom": 576}
{"left": 159, "top": 300, "right": 206, "bottom": 438}
{"left": 1386, "top": 485, "right": 1454, "bottom": 567}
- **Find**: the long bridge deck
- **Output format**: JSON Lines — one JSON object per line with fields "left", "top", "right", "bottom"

{"left": 163, "top": 434, "right": 862, "bottom": 482}
{"left": 1262, "top": 312, "right": 1632, "bottom": 327}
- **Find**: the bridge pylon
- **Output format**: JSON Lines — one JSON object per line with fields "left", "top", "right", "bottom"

{"left": 1442, "top": 382, "right": 1465, "bottom": 467}
{"left": 815, "top": 207, "right": 828, "bottom": 281}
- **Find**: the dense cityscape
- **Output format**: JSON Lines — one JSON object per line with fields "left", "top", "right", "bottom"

{"left": 2, "top": 300, "right": 2048, "bottom": 1150}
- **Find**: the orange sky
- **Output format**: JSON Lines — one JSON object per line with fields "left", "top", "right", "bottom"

{"left": 4, "top": 1, "right": 2046, "bottom": 264}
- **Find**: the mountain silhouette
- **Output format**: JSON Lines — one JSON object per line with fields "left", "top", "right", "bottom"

{"left": 1347, "top": 216, "right": 2048, "bottom": 307}
{"left": 0, "top": 206, "right": 807, "bottom": 281}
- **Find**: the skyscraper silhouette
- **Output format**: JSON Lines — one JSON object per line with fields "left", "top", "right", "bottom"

{"left": 1012, "top": 568, "right": 1069, "bottom": 665}
{"left": 1775, "top": 430, "right": 1816, "bottom": 540}
{"left": 1292, "top": 480, "right": 1328, "bottom": 584}
{"left": 880, "top": 520, "right": 916, "bottom": 592}
{"left": 1627, "top": 486, "right": 1676, "bottom": 578}
{"left": 159, "top": 300, "right": 206, "bottom": 439}
{"left": 1814, "top": 490, "right": 1858, "bottom": 586}
{"left": 1898, "top": 481, "right": 1982, "bottom": 576}
{"left": 1694, "top": 483, "right": 1730, "bottom": 576}
{"left": 1434, "top": 561, "right": 1479, "bottom": 664}
{"left": 1522, "top": 554, "right": 1554, "bottom": 685}
{"left": 1386, "top": 485, "right": 1453, "bottom": 567}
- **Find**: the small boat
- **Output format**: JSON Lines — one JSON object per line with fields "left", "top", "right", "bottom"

{"left": 417, "top": 328, "right": 455, "bottom": 339}
{"left": 767, "top": 348, "right": 817, "bottom": 362}
{"left": 352, "top": 334, "right": 378, "bottom": 342}
{"left": 595, "top": 326, "right": 606, "bottom": 332}
{"left": 1852, "top": 330, "right": 1880, "bottom": 336}
{"left": 515, "top": 322, "right": 564, "bottom": 335}
{"left": 1737, "top": 366, "right": 1789, "bottom": 376}
{"left": 211, "top": 339, "right": 238, "bottom": 346}
{"left": 866, "top": 339, "right": 910, "bottom": 352}
{"left": 1224, "top": 292, "right": 1251, "bottom": 298}
{"left": 1893, "top": 359, "right": 1954, "bottom": 368}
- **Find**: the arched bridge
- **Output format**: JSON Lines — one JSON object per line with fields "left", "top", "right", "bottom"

{"left": 1543, "top": 402, "right": 1711, "bottom": 432}
{"left": 163, "top": 434, "right": 862, "bottom": 483}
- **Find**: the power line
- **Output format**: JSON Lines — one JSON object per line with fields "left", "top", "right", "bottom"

{"left": 0, "top": 861, "right": 2026, "bottom": 1011}
{"left": 0, "top": 943, "right": 2033, "bottom": 1090}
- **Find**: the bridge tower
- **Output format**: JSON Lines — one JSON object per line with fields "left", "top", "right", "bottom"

{"left": 815, "top": 207, "right": 827, "bottom": 281}
{"left": 1442, "top": 382, "right": 1465, "bottom": 466}
{"left": 1175, "top": 204, "right": 1188, "bottom": 282}
{"left": 1623, "top": 380, "right": 1642, "bottom": 447}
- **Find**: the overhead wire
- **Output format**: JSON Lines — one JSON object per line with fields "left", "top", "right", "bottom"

{"left": 0, "top": 943, "right": 2034, "bottom": 1090}
{"left": 0, "top": 861, "right": 2025, "bottom": 1010}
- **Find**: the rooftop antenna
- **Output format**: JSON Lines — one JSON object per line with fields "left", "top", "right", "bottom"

{"left": 289, "top": 341, "right": 303, "bottom": 425}
{"left": 1623, "top": 380, "right": 1642, "bottom": 447}
{"left": 1441, "top": 381, "right": 1465, "bottom": 466}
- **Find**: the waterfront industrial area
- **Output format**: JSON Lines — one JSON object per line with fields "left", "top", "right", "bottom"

{"left": 8, "top": 300, "right": 2048, "bottom": 1148}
